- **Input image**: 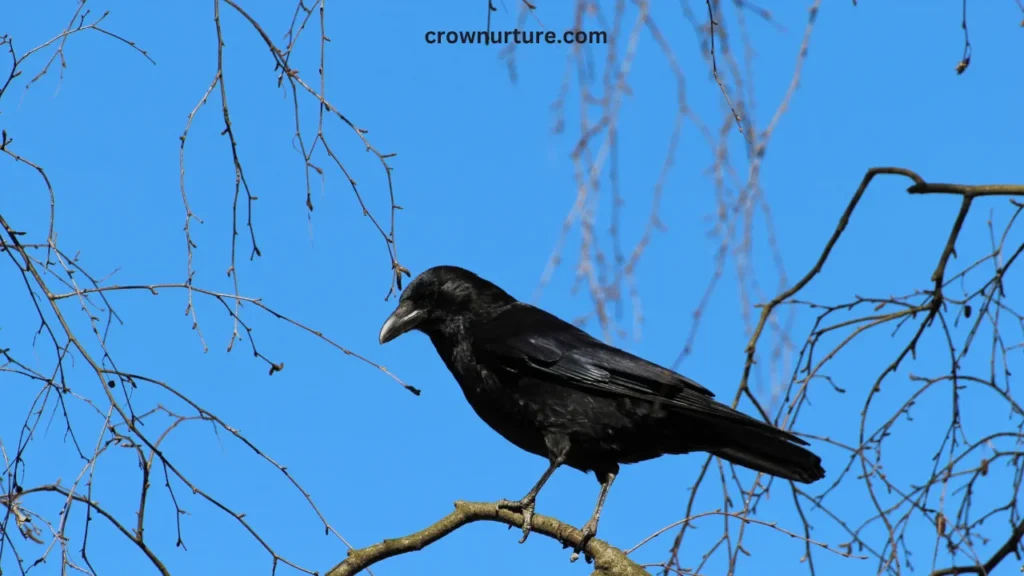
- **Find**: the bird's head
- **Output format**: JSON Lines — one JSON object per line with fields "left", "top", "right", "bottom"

{"left": 378, "top": 265, "right": 516, "bottom": 344}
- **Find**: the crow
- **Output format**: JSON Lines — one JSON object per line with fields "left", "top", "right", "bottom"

{"left": 379, "top": 265, "right": 824, "bottom": 557}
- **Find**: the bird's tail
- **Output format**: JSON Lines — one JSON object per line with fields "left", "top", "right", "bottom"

{"left": 708, "top": 426, "right": 825, "bottom": 483}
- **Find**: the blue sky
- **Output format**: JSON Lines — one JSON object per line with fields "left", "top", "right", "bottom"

{"left": 2, "top": 1, "right": 1023, "bottom": 575}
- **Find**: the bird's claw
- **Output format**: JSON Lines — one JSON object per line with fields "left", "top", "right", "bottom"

{"left": 497, "top": 496, "right": 536, "bottom": 544}
{"left": 569, "top": 519, "right": 598, "bottom": 563}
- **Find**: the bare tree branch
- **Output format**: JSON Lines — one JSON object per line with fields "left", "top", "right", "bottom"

{"left": 326, "top": 501, "right": 650, "bottom": 576}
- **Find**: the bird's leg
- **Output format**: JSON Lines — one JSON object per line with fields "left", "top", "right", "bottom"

{"left": 497, "top": 437, "right": 570, "bottom": 544}
{"left": 496, "top": 456, "right": 564, "bottom": 543}
{"left": 570, "top": 466, "right": 618, "bottom": 563}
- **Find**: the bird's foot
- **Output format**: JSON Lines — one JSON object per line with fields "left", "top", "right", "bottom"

{"left": 497, "top": 496, "right": 537, "bottom": 544}
{"left": 569, "top": 519, "right": 598, "bottom": 563}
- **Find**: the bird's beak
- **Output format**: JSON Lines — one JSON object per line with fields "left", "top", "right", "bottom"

{"left": 379, "top": 303, "right": 425, "bottom": 344}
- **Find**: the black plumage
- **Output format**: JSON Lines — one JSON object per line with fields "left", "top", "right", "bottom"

{"left": 379, "top": 265, "right": 824, "bottom": 555}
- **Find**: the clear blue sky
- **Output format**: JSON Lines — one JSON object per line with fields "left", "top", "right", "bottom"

{"left": 3, "top": 2, "right": 1023, "bottom": 575}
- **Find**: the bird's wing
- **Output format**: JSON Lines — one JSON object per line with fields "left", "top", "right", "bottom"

{"left": 472, "top": 303, "right": 807, "bottom": 445}
{"left": 473, "top": 302, "right": 714, "bottom": 397}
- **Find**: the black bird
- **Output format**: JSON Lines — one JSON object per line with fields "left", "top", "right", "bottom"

{"left": 379, "top": 265, "right": 824, "bottom": 556}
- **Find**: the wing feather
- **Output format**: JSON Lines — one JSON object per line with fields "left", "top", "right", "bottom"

{"left": 473, "top": 303, "right": 807, "bottom": 446}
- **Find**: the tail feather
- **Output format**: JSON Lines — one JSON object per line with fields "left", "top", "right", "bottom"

{"left": 709, "top": 429, "right": 825, "bottom": 484}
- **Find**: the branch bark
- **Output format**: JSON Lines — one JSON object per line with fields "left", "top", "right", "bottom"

{"left": 325, "top": 500, "right": 651, "bottom": 576}
{"left": 929, "top": 518, "right": 1024, "bottom": 576}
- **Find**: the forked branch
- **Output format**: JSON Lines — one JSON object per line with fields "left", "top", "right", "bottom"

{"left": 325, "top": 500, "right": 650, "bottom": 576}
